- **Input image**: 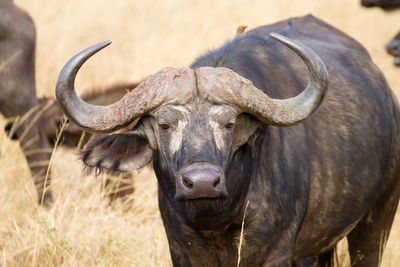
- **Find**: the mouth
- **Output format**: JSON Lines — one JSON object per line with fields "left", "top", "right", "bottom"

{"left": 176, "top": 197, "right": 232, "bottom": 227}
{"left": 181, "top": 197, "right": 227, "bottom": 210}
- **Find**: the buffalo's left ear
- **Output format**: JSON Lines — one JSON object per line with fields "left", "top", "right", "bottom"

{"left": 80, "top": 133, "right": 153, "bottom": 173}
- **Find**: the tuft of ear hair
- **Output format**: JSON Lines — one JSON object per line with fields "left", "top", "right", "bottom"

{"left": 80, "top": 133, "right": 153, "bottom": 174}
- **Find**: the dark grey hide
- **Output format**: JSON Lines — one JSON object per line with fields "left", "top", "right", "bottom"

{"left": 0, "top": 0, "right": 52, "bottom": 204}
{"left": 60, "top": 15, "right": 400, "bottom": 266}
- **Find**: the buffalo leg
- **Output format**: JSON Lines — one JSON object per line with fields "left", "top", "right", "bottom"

{"left": 15, "top": 114, "right": 53, "bottom": 205}
{"left": 347, "top": 184, "right": 399, "bottom": 267}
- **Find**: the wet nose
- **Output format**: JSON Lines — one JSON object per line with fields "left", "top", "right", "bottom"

{"left": 176, "top": 168, "right": 227, "bottom": 200}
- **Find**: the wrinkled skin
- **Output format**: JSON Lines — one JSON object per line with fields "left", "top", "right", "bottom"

{"left": 0, "top": 0, "right": 52, "bottom": 204}
{"left": 75, "top": 15, "right": 400, "bottom": 266}
{"left": 386, "top": 31, "right": 400, "bottom": 66}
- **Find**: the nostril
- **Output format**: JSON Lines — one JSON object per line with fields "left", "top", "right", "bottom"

{"left": 183, "top": 176, "right": 193, "bottom": 189}
{"left": 213, "top": 177, "right": 221, "bottom": 188}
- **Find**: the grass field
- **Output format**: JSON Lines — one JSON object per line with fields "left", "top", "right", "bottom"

{"left": 1, "top": 0, "right": 400, "bottom": 266}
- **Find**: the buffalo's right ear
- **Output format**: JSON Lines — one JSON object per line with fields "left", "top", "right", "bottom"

{"left": 80, "top": 133, "right": 152, "bottom": 173}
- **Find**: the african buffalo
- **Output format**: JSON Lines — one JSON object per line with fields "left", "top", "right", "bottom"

{"left": 361, "top": 0, "right": 400, "bottom": 8}
{"left": 0, "top": 0, "right": 52, "bottom": 204}
{"left": 387, "top": 31, "right": 400, "bottom": 66}
{"left": 56, "top": 15, "right": 400, "bottom": 266}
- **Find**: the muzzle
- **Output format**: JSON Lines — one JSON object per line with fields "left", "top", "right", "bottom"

{"left": 175, "top": 163, "right": 228, "bottom": 200}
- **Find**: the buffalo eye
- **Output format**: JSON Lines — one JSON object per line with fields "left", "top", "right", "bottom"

{"left": 159, "top": 124, "right": 170, "bottom": 130}
{"left": 225, "top": 122, "right": 235, "bottom": 129}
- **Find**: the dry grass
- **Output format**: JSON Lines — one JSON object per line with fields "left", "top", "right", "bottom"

{"left": 0, "top": 0, "right": 399, "bottom": 266}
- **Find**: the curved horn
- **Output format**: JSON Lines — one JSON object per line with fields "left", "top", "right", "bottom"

{"left": 264, "top": 32, "right": 329, "bottom": 125}
{"left": 56, "top": 41, "right": 134, "bottom": 133}
{"left": 56, "top": 42, "right": 196, "bottom": 133}
{"left": 198, "top": 33, "right": 328, "bottom": 126}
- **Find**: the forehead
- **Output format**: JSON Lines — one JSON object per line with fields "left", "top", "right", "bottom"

{"left": 144, "top": 66, "right": 242, "bottom": 119}
{"left": 153, "top": 101, "right": 237, "bottom": 120}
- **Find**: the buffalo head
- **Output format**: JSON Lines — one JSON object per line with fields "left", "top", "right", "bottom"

{"left": 56, "top": 33, "right": 328, "bottom": 225}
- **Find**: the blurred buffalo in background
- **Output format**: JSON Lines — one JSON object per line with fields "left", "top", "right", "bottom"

{"left": 1, "top": 0, "right": 139, "bottom": 204}
{"left": 0, "top": 0, "right": 53, "bottom": 204}
{"left": 362, "top": 0, "right": 400, "bottom": 66}
{"left": 362, "top": 0, "right": 400, "bottom": 9}
{"left": 386, "top": 31, "right": 400, "bottom": 66}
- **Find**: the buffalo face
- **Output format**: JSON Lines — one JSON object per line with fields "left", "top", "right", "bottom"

{"left": 149, "top": 102, "right": 237, "bottom": 202}
{"left": 80, "top": 69, "right": 261, "bottom": 220}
